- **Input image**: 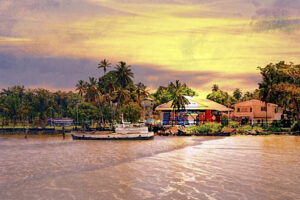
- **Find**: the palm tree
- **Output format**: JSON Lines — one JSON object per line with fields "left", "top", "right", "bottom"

{"left": 115, "top": 61, "right": 134, "bottom": 88}
{"left": 75, "top": 80, "right": 87, "bottom": 99}
{"left": 135, "top": 82, "right": 149, "bottom": 105}
{"left": 116, "top": 88, "right": 131, "bottom": 106}
{"left": 86, "top": 77, "right": 99, "bottom": 103}
{"left": 98, "top": 59, "right": 112, "bottom": 75}
{"left": 212, "top": 84, "right": 219, "bottom": 92}
{"left": 169, "top": 80, "right": 190, "bottom": 125}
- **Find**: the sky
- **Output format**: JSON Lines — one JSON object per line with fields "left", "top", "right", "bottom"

{"left": 1, "top": 0, "right": 300, "bottom": 97}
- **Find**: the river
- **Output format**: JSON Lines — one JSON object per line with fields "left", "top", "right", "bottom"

{"left": 0, "top": 135, "right": 299, "bottom": 200}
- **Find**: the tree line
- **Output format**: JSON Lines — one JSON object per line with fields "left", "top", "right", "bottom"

{"left": 0, "top": 59, "right": 195, "bottom": 126}
{"left": 0, "top": 60, "right": 298, "bottom": 126}
{"left": 207, "top": 61, "right": 300, "bottom": 123}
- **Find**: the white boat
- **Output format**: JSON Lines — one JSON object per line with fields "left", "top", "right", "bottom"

{"left": 71, "top": 123, "right": 154, "bottom": 140}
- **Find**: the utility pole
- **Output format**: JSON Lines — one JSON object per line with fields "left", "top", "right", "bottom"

{"left": 76, "top": 103, "right": 79, "bottom": 130}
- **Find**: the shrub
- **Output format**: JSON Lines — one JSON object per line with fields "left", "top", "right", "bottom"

{"left": 221, "top": 116, "right": 229, "bottom": 126}
{"left": 236, "top": 125, "right": 252, "bottom": 134}
{"left": 291, "top": 121, "right": 300, "bottom": 132}
{"left": 266, "top": 126, "right": 281, "bottom": 132}
{"left": 251, "top": 126, "right": 263, "bottom": 133}
{"left": 264, "top": 121, "right": 283, "bottom": 132}
{"left": 227, "top": 120, "right": 239, "bottom": 128}
{"left": 186, "top": 123, "right": 222, "bottom": 134}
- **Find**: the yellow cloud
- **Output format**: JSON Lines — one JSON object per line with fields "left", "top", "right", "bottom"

{"left": 0, "top": 36, "right": 31, "bottom": 43}
{"left": 2, "top": 0, "right": 300, "bottom": 93}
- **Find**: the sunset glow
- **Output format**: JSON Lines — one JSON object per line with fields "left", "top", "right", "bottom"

{"left": 1, "top": 0, "right": 300, "bottom": 95}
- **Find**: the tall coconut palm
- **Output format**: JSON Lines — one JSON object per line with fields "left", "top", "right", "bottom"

{"left": 75, "top": 80, "right": 87, "bottom": 99}
{"left": 98, "top": 59, "right": 112, "bottom": 75}
{"left": 115, "top": 61, "right": 134, "bottom": 89}
{"left": 116, "top": 88, "right": 131, "bottom": 107}
{"left": 135, "top": 82, "right": 149, "bottom": 105}
{"left": 86, "top": 77, "right": 99, "bottom": 104}
{"left": 169, "top": 80, "right": 190, "bottom": 125}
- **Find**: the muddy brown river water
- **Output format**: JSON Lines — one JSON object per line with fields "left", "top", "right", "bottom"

{"left": 0, "top": 135, "right": 299, "bottom": 200}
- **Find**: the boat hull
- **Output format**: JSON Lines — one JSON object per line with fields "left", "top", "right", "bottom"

{"left": 71, "top": 132, "right": 154, "bottom": 140}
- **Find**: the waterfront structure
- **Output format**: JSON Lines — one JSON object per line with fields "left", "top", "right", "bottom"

{"left": 155, "top": 96, "right": 232, "bottom": 125}
{"left": 233, "top": 99, "right": 282, "bottom": 124}
{"left": 46, "top": 118, "right": 73, "bottom": 127}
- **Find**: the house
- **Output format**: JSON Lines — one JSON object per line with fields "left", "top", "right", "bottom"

{"left": 155, "top": 96, "right": 232, "bottom": 125}
{"left": 233, "top": 99, "right": 282, "bottom": 124}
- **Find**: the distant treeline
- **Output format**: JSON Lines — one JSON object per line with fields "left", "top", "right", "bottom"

{"left": 206, "top": 61, "right": 300, "bottom": 122}
{"left": 0, "top": 60, "right": 195, "bottom": 126}
{"left": 0, "top": 60, "right": 299, "bottom": 126}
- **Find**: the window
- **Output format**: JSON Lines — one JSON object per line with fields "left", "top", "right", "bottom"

{"left": 237, "top": 108, "right": 240, "bottom": 112}
{"left": 241, "top": 108, "right": 248, "bottom": 112}
{"left": 250, "top": 107, "right": 252, "bottom": 112}
{"left": 261, "top": 107, "right": 267, "bottom": 111}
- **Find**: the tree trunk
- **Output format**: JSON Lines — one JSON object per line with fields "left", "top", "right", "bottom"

{"left": 265, "top": 102, "right": 268, "bottom": 127}
{"left": 295, "top": 99, "right": 300, "bottom": 130}
{"left": 172, "top": 108, "right": 175, "bottom": 126}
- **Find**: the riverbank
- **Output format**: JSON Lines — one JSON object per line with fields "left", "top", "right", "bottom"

{"left": 1, "top": 129, "right": 299, "bottom": 137}
{"left": 0, "top": 128, "right": 72, "bottom": 135}
{"left": 154, "top": 125, "right": 300, "bottom": 136}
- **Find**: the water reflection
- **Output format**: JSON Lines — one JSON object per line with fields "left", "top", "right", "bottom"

{"left": 0, "top": 135, "right": 299, "bottom": 199}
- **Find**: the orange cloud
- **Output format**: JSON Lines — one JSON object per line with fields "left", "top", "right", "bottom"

{"left": 1, "top": 0, "right": 300, "bottom": 95}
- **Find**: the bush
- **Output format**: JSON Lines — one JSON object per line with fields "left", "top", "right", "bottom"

{"left": 291, "top": 121, "right": 300, "bottom": 132}
{"left": 186, "top": 123, "right": 222, "bottom": 134}
{"left": 251, "top": 126, "right": 263, "bottom": 133}
{"left": 221, "top": 116, "right": 229, "bottom": 126}
{"left": 228, "top": 120, "right": 239, "bottom": 128}
{"left": 236, "top": 125, "right": 252, "bottom": 134}
{"left": 265, "top": 121, "right": 283, "bottom": 132}
{"left": 265, "top": 126, "right": 281, "bottom": 132}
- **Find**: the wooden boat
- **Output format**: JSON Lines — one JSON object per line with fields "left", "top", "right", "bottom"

{"left": 71, "top": 124, "right": 154, "bottom": 140}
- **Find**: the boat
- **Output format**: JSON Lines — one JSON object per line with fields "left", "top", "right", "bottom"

{"left": 71, "top": 123, "right": 154, "bottom": 140}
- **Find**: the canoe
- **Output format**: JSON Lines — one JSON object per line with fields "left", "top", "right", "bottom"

{"left": 71, "top": 132, "right": 154, "bottom": 140}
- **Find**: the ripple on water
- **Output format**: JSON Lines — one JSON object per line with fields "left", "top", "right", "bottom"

{"left": 0, "top": 135, "right": 300, "bottom": 200}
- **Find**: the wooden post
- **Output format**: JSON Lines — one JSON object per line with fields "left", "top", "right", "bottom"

{"left": 25, "top": 127, "right": 28, "bottom": 139}
{"left": 62, "top": 125, "right": 65, "bottom": 139}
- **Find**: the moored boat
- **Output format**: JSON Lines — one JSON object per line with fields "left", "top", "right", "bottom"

{"left": 71, "top": 123, "right": 154, "bottom": 140}
{"left": 71, "top": 132, "right": 154, "bottom": 140}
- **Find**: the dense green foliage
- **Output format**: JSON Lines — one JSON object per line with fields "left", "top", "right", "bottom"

{"left": 1, "top": 59, "right": 298, "bottom": 130}
{"left": 0, "top": 59, "right": 195, "bottom": 127}
{"left": 207, "top": 61, "right": 299, "bottom": 126}
{"left": 120, "top": 102, "right": 143, "bottom": 123}
{"left": 206, "top": 84, "right": 260, "bottom": 107}
{"left": 186, "top": 123, "right": 222, "bottom": 134}
{"left": 221, "top": 115, "right": 229, "bottom": 126}
{"left": 258, "top": 61, "right": 300, "bottom": 123}
{"left": 233, "top": 88, "right": 242, "bottom": 101}
{"left": 0, "top": 86, "right": 80, "bottom": 126}
{"left": 152, "top": 81, "right": 196, "bottom": 108}
{"left": 0, "top": 60, "right": 149, "bottom": 126}
{"left": 206, "top": 88, "right": 237, "bottom": 106}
